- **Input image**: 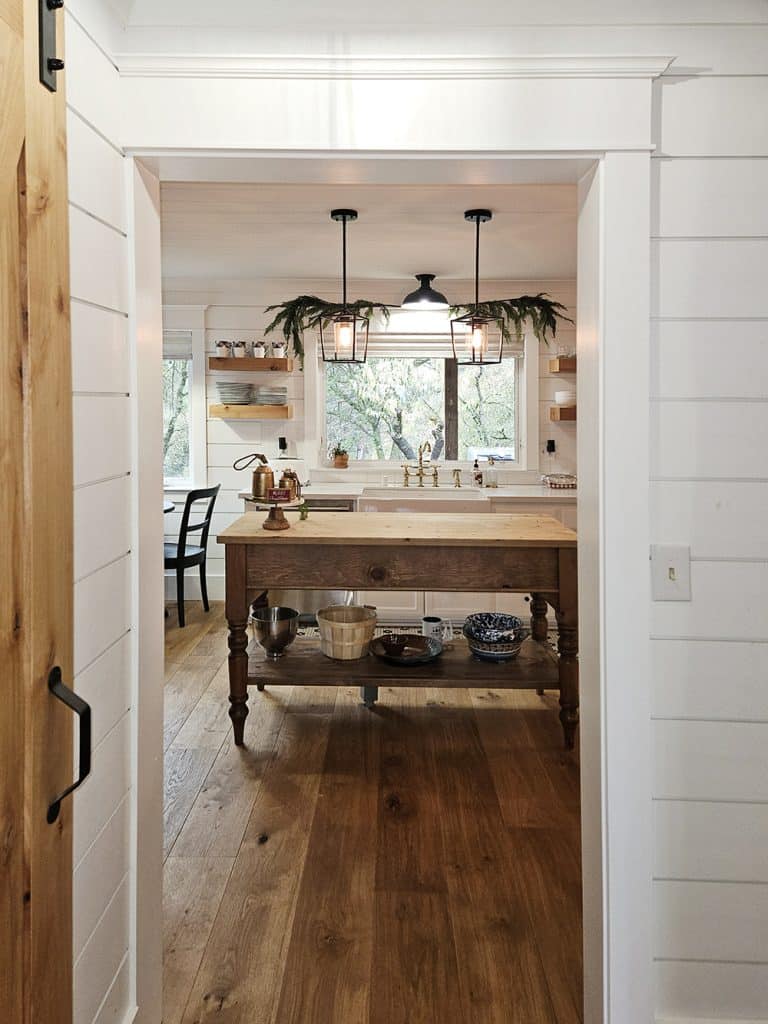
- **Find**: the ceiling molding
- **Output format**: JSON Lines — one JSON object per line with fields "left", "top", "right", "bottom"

{"left": 116, "top": 52, "right": 676, "bottom": 80}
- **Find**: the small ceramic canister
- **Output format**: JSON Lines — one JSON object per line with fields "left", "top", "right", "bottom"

{"left": 252, "top": 340, "right": 266, "bottom": 358}
{"left": 232, "top": 340, "right": 248, "bottom": 358}
{"left": 215, "top": 340, "right": 231, "bottom": 357}
{"left": 271, "top": 341, "right": 287, "bottom": 358}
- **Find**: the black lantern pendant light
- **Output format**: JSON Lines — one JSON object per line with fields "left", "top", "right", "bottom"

{"left": 450, "top": 209, "right": 502, "bottom": 365}
{"left": 401, "top": 273, "right": 449, "bottom": 310}
{"left": 319, "top": 208, "right": 369, "bottom": 364}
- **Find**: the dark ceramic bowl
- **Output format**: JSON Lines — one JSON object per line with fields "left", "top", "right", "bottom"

{"left": 463, "top": 612, "right": 525, "bottom": 644}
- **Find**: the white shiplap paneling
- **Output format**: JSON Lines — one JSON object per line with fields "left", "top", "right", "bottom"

{"left": 74, "top": 633, "right": 132, "bottom": 750}
{"left": 654, "top": 719, "right": 768, "bottom": 802}
{"left": 73, "top": 395, "right": 131, "bottom": 488}
{"left": 64, "top": 13, "right": 121, "bottom": 147}
{"left": 69, "top": 206, "right": 128, "bottom": 313}
{"left": 654, "top": 158, "right": 768, "bottom": 238}
{"left": 71, "top": 300, "right": 129, "bottom": 394}
{"left": 658, "top": 76, "right": 768, "bottom": 158}
{"left": 73, "top": 876, "right": 130, "bottom": 1024}
{"left": 74, "top": 475, "right": 131, "bottom": 581}
{"left": 654, "top": 239, "right": 768, "bottom": 320}
{"left": 651, "top": 638, "right": 768, "bottom": 722}
{"left": 654, "top": 800, "right": 768, "bottom": 883}
{"left": 654, "top": 879, "right": 768, "bottom": 963}
{"left": 67, "top": 109, "right": 126, "bottom": 231}
{"left": 73, "top": 711, "right": 131, "bottom": 865}
{"left": 73, "top": 796, "right": 130, "bottom": 958}
{"left": 656, "top": 961, "right": 768, "bottom": 1022}
{"left": 650, "top": 400, "right": 768, "bottom": 480}
{"left": 649, "top": 480, "right": 768, "bottom": 559}
{"left": 651, "top": 320, "right": 768, "bottom": 401}
{"left": 73, "top": 555, "right": 131, "bottom": 675}
{"left": 650, "top": 561, "right": 768, "bottom": 641}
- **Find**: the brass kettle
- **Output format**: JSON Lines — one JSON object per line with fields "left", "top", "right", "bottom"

{"left": 278, "top": 468, "right": 302, "bottom": 502}
{"left": 233, "top": 453, "right": 274, "bottom": 500}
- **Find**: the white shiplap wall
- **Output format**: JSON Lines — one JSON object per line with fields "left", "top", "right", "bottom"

{"left": 162, "top": 277, "right": 576, "bottom": 601}
{"left": 650, "top": 58, "right": 768, "bottom": 1023}
{"left": 66, "top": 4, "right": 133, "bottom": 1024}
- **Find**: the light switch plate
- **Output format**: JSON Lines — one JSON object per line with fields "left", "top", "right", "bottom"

{"left": 650, "top": 544, "right": 691, "bottom": 602}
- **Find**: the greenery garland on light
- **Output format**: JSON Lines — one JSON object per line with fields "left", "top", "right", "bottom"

{"left": 263, "top": 292, "right": 572, "bottom": 365}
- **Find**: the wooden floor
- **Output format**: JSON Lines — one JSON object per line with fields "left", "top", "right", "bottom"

{"left": 163, "top": 602, "right": 583, "bottom": 1024}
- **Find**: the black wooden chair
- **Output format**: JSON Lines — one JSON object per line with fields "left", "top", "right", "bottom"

{"left": 164, "top": 485, "right": 220, "bottom": 627}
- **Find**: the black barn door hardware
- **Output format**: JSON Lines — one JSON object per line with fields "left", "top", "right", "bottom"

{"left": 39, "top": 0, "right": 65, "bottom": 92}
{"left": 47, "top": 666, "right": 91, "bottom": 824}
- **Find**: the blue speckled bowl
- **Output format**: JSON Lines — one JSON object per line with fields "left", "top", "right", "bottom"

{"left": 463, "top": 612, "right": 527, "bottom": 661}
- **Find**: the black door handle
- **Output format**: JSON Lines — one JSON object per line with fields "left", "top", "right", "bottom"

{"left": 47, "top": 666, "right": 91, "bottom": 824}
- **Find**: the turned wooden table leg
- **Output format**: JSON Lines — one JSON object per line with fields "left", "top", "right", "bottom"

{"left": 555, "top": 547, "right": 579, "bottom": 751}
{"left": 530, "top": 592, "right": 549, "bottom": 643}
{"left": 225, "top": 544, "right": 250, "bottom": 745}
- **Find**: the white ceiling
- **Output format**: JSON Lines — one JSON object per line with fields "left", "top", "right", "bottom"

{"left": 160, "top": 182, "right": 577, "bottom": 285}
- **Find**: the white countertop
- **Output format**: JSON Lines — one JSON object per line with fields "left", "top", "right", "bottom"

{"left": 239, "top": 483, "right": 576, "bottom": 502}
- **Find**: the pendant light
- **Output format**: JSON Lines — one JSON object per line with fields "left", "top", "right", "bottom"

{"left": 319, "top": 209, "right": 369, "bottom": 364}
{"left": 401, "top": 273, "right": 449, "bottom": 310}
{"left": 450, "top": 209, "right": 502, "bottom": 365}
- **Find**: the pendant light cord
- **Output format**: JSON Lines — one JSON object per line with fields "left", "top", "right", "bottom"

{"left": 342, "top": 215, "right": 347, "bottom": 309}
{"left": 474, "top": 214, "right": 480, "bottom": 308}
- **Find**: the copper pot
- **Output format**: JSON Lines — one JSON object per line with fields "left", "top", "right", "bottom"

{"left": 278, "top": 468, "right": 302, "bottom": 502}
{"left": 233, "top": 453, "right": 274, "bottom": 500}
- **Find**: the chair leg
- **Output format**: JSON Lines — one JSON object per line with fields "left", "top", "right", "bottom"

{"left": 176, "top": 567, "right": 185, "bottom": 628}
{"left": 199, "top": 559, "right": 210, "bottom": 613}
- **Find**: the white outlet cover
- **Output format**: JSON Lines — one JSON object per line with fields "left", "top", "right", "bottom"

{"left": 650, "top": 544, "right": 691, "bottom": 602}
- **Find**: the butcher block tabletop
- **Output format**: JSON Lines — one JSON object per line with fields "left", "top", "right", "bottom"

{"left": 217, "top": 511, "right": 576, "bottom": 548}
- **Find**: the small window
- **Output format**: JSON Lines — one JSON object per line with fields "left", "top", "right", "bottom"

{"left": 163, "top": 332, "right": 193, "bottom": 485}
{"left": 324, "top": 354, "right": 520, "bottom": 462}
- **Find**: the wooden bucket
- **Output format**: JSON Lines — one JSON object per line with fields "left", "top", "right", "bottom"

{"left": 317, "top": 604, "right": 377, "bottom": 660}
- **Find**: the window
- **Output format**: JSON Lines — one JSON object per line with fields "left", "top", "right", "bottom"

{"left": 325, "top": 354, "right": 520, "bottom": 462}
{"left": 163, "top": 332, "right": 193, "bottom": 485}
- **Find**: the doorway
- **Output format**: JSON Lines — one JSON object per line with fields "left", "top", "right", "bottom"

{"left": 130, "top": 151, "right": 652, "bottom": 1023}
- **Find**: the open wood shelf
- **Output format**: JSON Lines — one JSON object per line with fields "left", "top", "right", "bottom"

{"left": 208, "top": 356, "right": 294, "bottom": 372}
{"left": 209, "top": 404, "right": 293, "bottom": 420}
{"left": 247, "top": 637, "right": 558, "bottom": 690}
{"left": 549, "top": 405, "right": 576, "bottom": 422}
{"left": 548, "top": 356, "right": 576, "bottom": 374}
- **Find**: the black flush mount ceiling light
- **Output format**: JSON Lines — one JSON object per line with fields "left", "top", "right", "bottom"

{"left": 450, "top": 209, "right": 503, "bottom": 365}
{"left": 319, "top": 209, "right": 369, "bottom": 364}
{"left": 401, "top": 273, "right": 449, "bottom": 310}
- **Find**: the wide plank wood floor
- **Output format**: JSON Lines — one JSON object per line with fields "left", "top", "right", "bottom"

{"left": 163, "top": 602, "right": 583, "bottom": 1024}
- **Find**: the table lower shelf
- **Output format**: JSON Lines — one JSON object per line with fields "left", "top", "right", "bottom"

{"left": 247, "top": 637, "right": 559, "bottom": 690}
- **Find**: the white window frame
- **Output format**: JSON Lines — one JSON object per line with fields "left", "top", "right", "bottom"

{"left": 307, "top": 331, "right": 539, "bottom": 472}
{"left": 161, "top": 305, "right": 208, "bottom": 491}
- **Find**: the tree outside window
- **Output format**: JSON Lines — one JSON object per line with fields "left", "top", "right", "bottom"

{"left": 325, "top": 355, "right": 518, "bottom": 462}
{"left": 163, "top": 355, "right": 191, "bottom": 483}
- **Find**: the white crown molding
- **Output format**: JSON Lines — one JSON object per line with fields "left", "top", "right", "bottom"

{"left": 116, "top": 52, "right": 675, "bottom": 80}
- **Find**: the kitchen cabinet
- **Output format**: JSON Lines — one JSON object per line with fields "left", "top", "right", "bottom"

{"left": 358, "top": 589, "right": 425, "bottom": 623}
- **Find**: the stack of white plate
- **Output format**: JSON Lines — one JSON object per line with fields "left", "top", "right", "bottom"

{"left": 554, "top": 389, "right": 577, "bottom": 406}
{"left": 216, "top": 381, "right": 253, "bottom": 405}
{"left": 254, "top": 385, "right": 288, "bottom": 406}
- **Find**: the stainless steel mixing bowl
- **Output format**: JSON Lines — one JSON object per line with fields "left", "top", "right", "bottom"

{"left": 250, "top": 605, "right": 299, "bottom": 660}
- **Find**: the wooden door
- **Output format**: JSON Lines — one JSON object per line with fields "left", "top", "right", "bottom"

{"left": 1, "top": 1, "right": 74, "bottom": 1021}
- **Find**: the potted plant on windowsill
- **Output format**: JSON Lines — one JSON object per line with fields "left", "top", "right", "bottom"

{"left": 331, "top": 444, "right": 349, "bottom": 469}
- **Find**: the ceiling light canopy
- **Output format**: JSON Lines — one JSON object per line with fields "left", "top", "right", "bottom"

{"left": 401, "top": 273, "right": 449, "bottom": 310}
{"left": 450, "top": 209, "right": 502, "bottom": 365}
{"left": 319, "top": 209, "right": 369, "bottom": 364}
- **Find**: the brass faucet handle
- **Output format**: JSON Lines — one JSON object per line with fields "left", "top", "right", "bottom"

{"left": 401, "top": 464, "right": 411, "bottom": 487}
{"left": 431, "top": 467, "right": 439, "bottom": 487}
{"left": 452, "top": 468, "right": 462, "bottom": 488}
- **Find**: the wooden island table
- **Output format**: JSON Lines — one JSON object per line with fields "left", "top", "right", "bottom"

{"left": 218, "top": 511, "right": 579, "bottom": 749}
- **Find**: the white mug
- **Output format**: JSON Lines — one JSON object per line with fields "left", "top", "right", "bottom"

{"left": 422, "top": 615, "right": 443, "bottom": 640}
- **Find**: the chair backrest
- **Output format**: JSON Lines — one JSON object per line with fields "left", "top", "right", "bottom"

{"left": 177, "top": 485, "right": 220, "bottom": 559}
